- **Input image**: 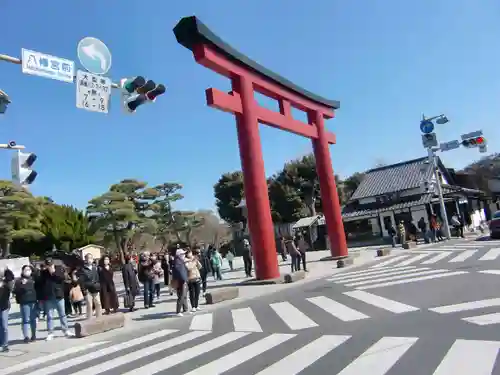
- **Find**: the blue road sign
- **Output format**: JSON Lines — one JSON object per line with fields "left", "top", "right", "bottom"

{"left": 77, "top": 37, "right": 112, "bottom": 75}
{"left": 420, "top": 120, "right": 434, "bottom": 134}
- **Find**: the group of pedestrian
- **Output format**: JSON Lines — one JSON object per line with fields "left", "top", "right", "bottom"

{"left": 388, "top": 212, "right": 465, "bottom": 247}
{"left": 281, "top": 232, "right": 309, "bottom": 273}
{"left": 0, "top": 252, "right": 122, "bottom": 352}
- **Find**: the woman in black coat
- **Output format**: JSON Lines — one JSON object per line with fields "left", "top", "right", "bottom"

{"left": 122, "top": 255, "right": 139, "bottom": 312}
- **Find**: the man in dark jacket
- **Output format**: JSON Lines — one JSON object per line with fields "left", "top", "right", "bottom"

{"left": 78, "top": 253, "right": 102, "bottom": 320}
{"left": 138, "top": 253, "right": 155, "bottom": 309}
{"left": 199, "top": 245, "right": 211, "bottom": 294}
{"left": 172, "top": 249, "right": 189, "bottom": 316}
{"left": 39, "top": 259, "right": 73, "bottom": 340}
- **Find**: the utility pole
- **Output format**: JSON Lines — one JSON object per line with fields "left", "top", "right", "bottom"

{"left": 427, "top": 146, "right": 451, "bottom": 239}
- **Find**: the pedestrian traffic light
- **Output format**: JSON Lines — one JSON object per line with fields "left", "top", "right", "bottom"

{"left": 461, "top": 136, "right": 485, "bottom": 148}
{"left": 12, "top": 151, "right": 37, "bottom": 186}
{"left": 120, "top": 76, "right": 166, "bottom": 113}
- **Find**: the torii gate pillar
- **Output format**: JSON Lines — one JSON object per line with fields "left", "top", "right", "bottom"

{"left": 174, "top": 17, "right": 348, "bottom": 280}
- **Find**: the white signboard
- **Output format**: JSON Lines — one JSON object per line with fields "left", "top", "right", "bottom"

{"left": 440, "top": 140, "right": 460, "bottom": 152}
{"left": 76, "top": 70, "right": 111, "bottom": 114}
{"left": 21, "top": 49, "right": 75, "bottom": 83}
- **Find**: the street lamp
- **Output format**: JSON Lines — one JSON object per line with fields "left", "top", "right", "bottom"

{"left": 421, "top": 114, "right": 452, "bottom": 240}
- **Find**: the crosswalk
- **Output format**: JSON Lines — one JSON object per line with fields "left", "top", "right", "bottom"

{"left": 3, "top": 328, "right": 500, "bottom": 374}
{"left": 429, "top": 297, "right": 500, "bottom": 326}
{"left": 188, "top": 290, "right": 418, "bottom": 332}
{"left": 326, "top": 264, "right": 468, "bottom": 290}
{"left": 368, "top": 245, "right": 500, "bottom": 269}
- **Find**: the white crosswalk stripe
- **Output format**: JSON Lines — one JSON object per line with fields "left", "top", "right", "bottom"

{"left": 479, "top": 247, "right": 500, "bottom": 260}
{"left": 329, "top": 263, "right": 468, "bottom": 290}
{"left": 189, "top": 290, "right": 418, "bottom": 331}
{"left": 367, "top": 246, "right": 500, "bottom": 268}
{"left": 4, "top": 330, "right": 500, "bottom": 375}
{"left": 429, "top": 297, "right": 500, "bottom": 326}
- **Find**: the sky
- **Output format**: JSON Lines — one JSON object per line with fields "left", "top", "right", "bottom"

{"left": 1, "top": 0, "right": 499, "bottom": 212}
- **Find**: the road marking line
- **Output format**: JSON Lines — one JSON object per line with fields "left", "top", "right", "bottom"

{"left": 232, "top": 307, "right": 263, "bottom": 332}
{"left": 307, "top": 296, "right": 369, "bottom": 321}
{"left": 462, "top": 312, "right": 500, "bottom": 326}
{"left": 71, "top": 331, "right": 211, "bottom": 375}
{"left": 371, "top": 255, "right": 411, "bottom": 268}
{"left": 254, "top": 335, "right": 351, "bottom": 375}
{"left": 433, "top": 339, "right": 500, "bottom": 375}
{"left": 182, "top": 333, "right": 295, "bottom": 375}
{"left": 328, "top": 266, "right": 419, "bottom": 282}
{"left": 344, "top": 290, "right": 419, "bottom": 313}
{"left": 336, "top": 336, "right": 418, "bottom": 375}
{"left": 332, "top": 268, "right": 431, "bottom": 284}
{"left": 345, "top": 269, "right": 447, "bottom": 287}
{"left": 479, "top": 247, "right": 500, "bottom": 261}
{"left": 0, "top": 341, "right": 110, "bottom": 375}
{"left": 479, "top": 269, "right": 500, "bottom": 275}
{"left": 448, "top": 250, "right": 477, "bottom": 262}
{"left": 421, "top": 252, "right": 452, "bottom": 264}
{"left": 356, "top": 271, "right": 468, "bottom": 290}
{"left": 429, "top": 297, "right": 500, "bottom": 314}
{"left": 27, "top": 329, "right": 179, "bottom": 375}
{"left": 329, "top": 265, "right": 416, "bottom": 280}
{"left": 120, "top": 332, "right": 251, "bottom": 375}
{"left": 189, "top": 313, "right": 213, "bottom": 331}
{"left": 395, "top": 253, "right": 433, "bottom": 266}
{"left": 269, "top": 302, "right": 318, "bottom": 330}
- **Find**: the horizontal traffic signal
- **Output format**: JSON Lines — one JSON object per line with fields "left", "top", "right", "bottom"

{"left": 120, "top": 77, "right": 166, "bottom": 113}
{"left": 462, "top": 136, "right": 485, "bottom": 147}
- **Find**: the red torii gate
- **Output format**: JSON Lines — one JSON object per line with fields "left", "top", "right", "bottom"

{"left": 174, "top": 17, "right": 348, "bottom": 280}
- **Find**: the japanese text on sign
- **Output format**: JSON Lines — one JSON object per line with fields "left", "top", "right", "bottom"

{"left": 76, "top": 70, "right": 111, "bottom": 114}
{"left": 21, "top": 49, "right": 75, "bottom": 83}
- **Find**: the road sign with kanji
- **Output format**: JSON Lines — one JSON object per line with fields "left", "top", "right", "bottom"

{"left": 76, "top": 70, "right": 111, "bottom": 114}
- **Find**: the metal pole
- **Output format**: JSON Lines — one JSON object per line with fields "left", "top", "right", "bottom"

{"left": 427, "top": 147, "right": 451, "bottom": 239}
{"left": 0, "top": 53, "right": 120, "bottom": 89}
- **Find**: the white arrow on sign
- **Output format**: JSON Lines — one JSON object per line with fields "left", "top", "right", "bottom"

{"left": 81, "top": 44, "right": 107, "bottom": 71}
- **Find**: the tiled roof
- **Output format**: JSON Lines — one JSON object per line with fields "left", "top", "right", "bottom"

{"left": 350, "top": 157, "right": 434, "bottom": 200}
{"left": 342, "top": 194, "right": 432, "bottom": 219}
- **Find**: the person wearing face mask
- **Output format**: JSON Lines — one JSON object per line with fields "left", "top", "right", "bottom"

{"left": 150, "top": 254, "right": 163, "bottom": 301}
{"left": 77, "top": 253, "right": 102, "bottom": 320}
{"left": 98, "top": 256, "right": 119, "bottom": 314}
{"left": 13, "top": 265, "right": 38, "bottom": 343}
{"left": 0, "top": 268, "right": 15, "bottom": 352}
{"left": 39, "top": 259, "right": 74, "bottom": 340}
{"left": 122, "top": 255, "right": 140, "bottom": 312}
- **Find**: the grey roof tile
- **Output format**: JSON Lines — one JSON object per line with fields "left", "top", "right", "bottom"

{"left": 350, "top": 157, "right": 434, "bottom": 200}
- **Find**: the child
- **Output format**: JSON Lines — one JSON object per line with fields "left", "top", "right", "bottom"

{"left": 69, "top": 272, "right": 84, "bottom": 316}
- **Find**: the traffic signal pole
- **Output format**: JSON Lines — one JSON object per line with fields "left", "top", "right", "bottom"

{"left": 427, "top": 146, "right": 451, "bottom": 240}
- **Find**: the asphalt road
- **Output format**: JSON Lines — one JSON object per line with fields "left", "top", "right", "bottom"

{"left": 4, "top": 236, "right": 500, "bottom": 374}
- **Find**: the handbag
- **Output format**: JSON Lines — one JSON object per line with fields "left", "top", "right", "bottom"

{"left": 123, "top": 291, "right": 133, "bottom": 308}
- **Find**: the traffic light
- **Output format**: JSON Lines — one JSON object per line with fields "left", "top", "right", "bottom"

{"left": 461, "top": 136, "right": 485, "bottom": 148}
{"left": 12, "top": 151, "right": 37, "bottom": 186}
{"left": 120, "top": 76, "right": 166, "bottom": 113}
{"left": 0, "top": 90, "right": 10, "bottom": 114}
